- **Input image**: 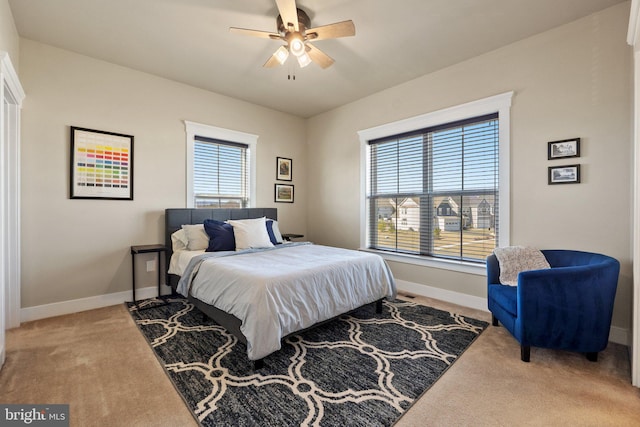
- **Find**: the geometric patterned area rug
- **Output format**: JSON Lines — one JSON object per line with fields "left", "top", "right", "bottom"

{"left": 127, "top": 297, "right": 487, "bottom": 427}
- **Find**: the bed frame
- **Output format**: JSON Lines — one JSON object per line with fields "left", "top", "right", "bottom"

{"left": 164, "top": 207, "right": 382, "bottom": 370}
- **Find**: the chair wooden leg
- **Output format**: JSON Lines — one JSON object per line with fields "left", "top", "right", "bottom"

{"left": 521, "top": 345, "right": 530, "bottom": 362}
{"left": 586, "top": 352, "right": 598, "bottom": 362}
{"left": 492, "top": 314, "right": 499, "bottom": 326}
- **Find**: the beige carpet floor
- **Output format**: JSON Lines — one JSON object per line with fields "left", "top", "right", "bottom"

{"left": 1, "top": 295, "right": 639, "bottom": 427}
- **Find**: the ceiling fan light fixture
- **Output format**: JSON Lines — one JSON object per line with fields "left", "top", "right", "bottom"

{"left": 297, "top": 52, "right": 312, "bottom": 68}
{"left": 274, "top": 45, "right": 289, "bottom": 64}
{"left": 230, "top": 1, "right": 356, "bottom": 70}
{"left": 288, "top": 34, "right": 306, "bottom": 57}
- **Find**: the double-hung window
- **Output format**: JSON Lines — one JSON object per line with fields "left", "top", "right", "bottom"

{"left": 193, "top": 136, "right": 249, "bottom": 208}
{"left": 359, "top": 92, "right": 512, "bottom": 270}
{"left": 185, "top": 121, "right": 257, "bottom": 208}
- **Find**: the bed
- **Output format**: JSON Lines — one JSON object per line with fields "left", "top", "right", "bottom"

{"left": 164, "top": 208, "right": 396, "bottom": 368}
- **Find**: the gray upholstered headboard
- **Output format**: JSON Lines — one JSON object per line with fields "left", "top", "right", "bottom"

{"left": 165, "top": 208, "right": 278, "bottom": 287}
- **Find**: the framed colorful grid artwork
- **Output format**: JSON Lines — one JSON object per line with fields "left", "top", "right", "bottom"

{"left": 70, "top": 126, "right": 134, "bottom": 200}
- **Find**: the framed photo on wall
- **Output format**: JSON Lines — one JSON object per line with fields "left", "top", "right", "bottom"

{"left": 275, "top": 183, "right": 294, "bottom": 203}
{"left": 70, "top": 126, "right": 134, "bottom": 200}
{"left": 276, "top": 157, "right": 292, "bottom": 181}
{"left": 548, "top": 164, "right": 580, "bottom": 185}
{"left": 548, "top": 138, "right": 580, "bottom": 160}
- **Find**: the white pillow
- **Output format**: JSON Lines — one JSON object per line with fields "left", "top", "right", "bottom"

{"left": 181, "top": 224, "right": 209, "bottom": 251}
{"left": 227, "top": 217, "right": 274, "bottom": 250}
{"left": 171, "top": 229, "right": 189, "bottom": 251}
{"left": 269, "top": 219, "right": 284, "bottom": 244}
{"left": 493, "top": 246, "right": 550, "bottom": 286}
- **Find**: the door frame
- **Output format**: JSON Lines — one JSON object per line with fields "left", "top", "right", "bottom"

{"left": 628, "top": 0, "right": 640, "bottom": 388}
{"left": 0, "top": 52, "right": 24, "bottom": 369}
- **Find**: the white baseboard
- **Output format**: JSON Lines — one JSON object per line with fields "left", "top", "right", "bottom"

{"left": 17, "top": 280, "right": 631, "bottom": 347}
{"left": 609, "top": 326, "right": 629, "bottom": 347}
{"left": 19, "top": 285, "right": 171, "bottom": 324}
{"left": 395, "top": 279, "right": 489, "bottom": 313}
{"left": 395, "top": 279, "right": 630, "bottom": 346}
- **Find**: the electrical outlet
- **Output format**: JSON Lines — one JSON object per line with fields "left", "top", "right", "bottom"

{"left": 146, "top": 260, "right": 156, "bottom": 272}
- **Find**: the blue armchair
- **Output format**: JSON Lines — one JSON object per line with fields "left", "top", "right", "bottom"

{"left": 487, "top": 250, "right": 620, "bottom": 362}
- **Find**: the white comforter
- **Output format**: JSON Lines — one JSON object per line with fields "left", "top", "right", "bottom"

{"left": 177, "top": 243, "right": 396, "bottom": 360}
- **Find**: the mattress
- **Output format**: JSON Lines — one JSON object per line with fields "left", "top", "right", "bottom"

{"left": 168, "top": 248, "right": 206, "bottom": 276}
{"left": 176, "top": 243, "right": 397, "bottom": 360}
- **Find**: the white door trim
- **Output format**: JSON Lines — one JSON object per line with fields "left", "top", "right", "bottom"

{"left": 627, "top": 0, "right": 640, "bottom": 387}
{"left": 0, "top": 52, "right": 25, "bottom": 370}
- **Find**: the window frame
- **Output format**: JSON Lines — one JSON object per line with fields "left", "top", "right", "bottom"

{"left": 185, "top": 121, "right": 257, "bottom": 208}
{"left": 358, "top": 92, "right": 513, "bottom": 275}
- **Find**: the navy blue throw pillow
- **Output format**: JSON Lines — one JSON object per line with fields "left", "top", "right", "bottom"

{"left": 266, "top": 219, "right": 281, "bottom": 245}
{"left": 203, "top": 219, "right": 235, "bottom": 252}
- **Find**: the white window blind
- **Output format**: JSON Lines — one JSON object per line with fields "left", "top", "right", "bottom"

{"left": 193, "top": 136, "right": 249, "bottom": 208}
{"left": 367, "top": 113, "right": 499, "bottom": 263}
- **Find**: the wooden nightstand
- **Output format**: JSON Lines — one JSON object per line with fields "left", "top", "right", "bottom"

{"left": 131, "top": 244, "right": 167, "bottom": 308}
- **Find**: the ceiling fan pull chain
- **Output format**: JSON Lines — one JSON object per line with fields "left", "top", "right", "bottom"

{"left": 288, "top": 61, "right": 296, "bottom": 80}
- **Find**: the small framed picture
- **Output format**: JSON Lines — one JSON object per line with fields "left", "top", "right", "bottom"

{"left": 275, "top": 184, "right": 294, "bottom": 203}
{"left": 548, "top": 138, "right": 580, "bottom": 160}
{"left": 548, "top": 164, "right": 580, "bottom": 185}
{"left": 276, "top": 157, "right": 292, "bottom": 181}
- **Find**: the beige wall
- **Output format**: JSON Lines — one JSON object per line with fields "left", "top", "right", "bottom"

{"left": 12, "top": 3, "right": 635, "bottom": 334}
{"left": 19, "top": 39, "right": 307, "bottom": 308}
{"left": 0, "top": 0, "right": 18, "bottom": 70}
{"left": 307, "top": 3, "right": 633, "bottom": 329}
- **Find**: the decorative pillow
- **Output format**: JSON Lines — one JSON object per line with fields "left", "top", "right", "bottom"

{"left": 227, "top": 217, "right": 274, "bottom": 250}
{"left": 203, "top": 219, "right": 236, "bottom": 252}
{"left": 181, "top": 224, "right": 209, "bottom": 251}
{"left": 266, "top": 219, "right": 284, "bottom": 245}
{"left": 171, "top": 229, "right": 189, "bottom": 251}
{"left": 493, "top": 246, "right": 551, "bottom": 286}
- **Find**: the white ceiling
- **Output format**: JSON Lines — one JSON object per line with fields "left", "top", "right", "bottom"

{"left": 9, "top": 0, "right": 627, "bottom": 118}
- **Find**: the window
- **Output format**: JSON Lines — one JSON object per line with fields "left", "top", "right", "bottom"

{"left": 185, "top": 121, "right": 257, "bottom": 208}
{"left": 359, "top": 92, "right": 512, "bottom": 271}
{"left": 367, "top": 113, "right": 498, "bottom": 262}
{"left": 193, "top": 137, "right": 248, "bottom": 208}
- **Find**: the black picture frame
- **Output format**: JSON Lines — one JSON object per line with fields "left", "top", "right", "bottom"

{"left": 274, "top": 183, "right": 294, "bottom": 203}
{"left": 70, "top": 126, "right": 134, "bottom": 200}
{"left": 276, "top": 157, "right": 292, "bottom": 181}
{"left": 548, "top": 138, "right": 580, "bottom": 160}
{"left": 548, "top": 164, "right": 580, "bottom": 185}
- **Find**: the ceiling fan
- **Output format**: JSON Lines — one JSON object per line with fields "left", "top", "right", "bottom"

{"left": 229, "top": 0, "right": 355, "bottom": 69}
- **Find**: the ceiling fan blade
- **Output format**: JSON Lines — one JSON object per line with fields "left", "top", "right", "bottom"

{"left": 230, "top": 27, "right": 281, "bottom": 40}
{"left": 306, "top": 43, "right": 334, "bottom": 69}
{"left": 275, "top": 0, "right": 299, "bottom": 32}
{"left": 306, "top": 20, "right": 355, "bottom": 41}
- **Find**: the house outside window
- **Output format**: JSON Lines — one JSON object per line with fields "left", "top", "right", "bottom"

{"left": 358, "top": 92, "right": 512, "bottom": 273}
{"left": 185, "top": 121, "right": 257, "bottom": 209}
